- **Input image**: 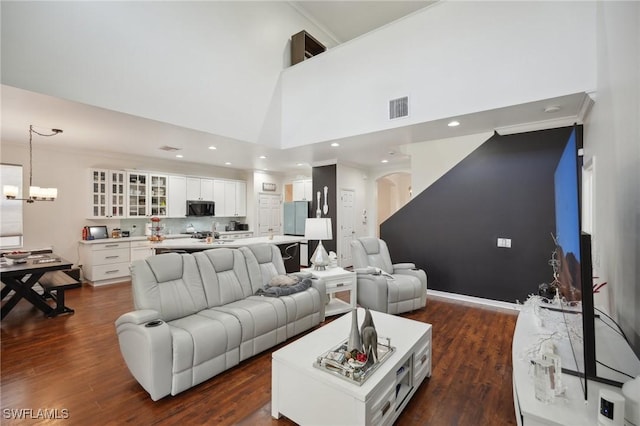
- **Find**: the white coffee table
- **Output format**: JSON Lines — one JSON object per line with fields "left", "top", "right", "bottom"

{"left": 301, "top": 267, "right": 356, "bottom": 316}
{"left": 272, "top": 308, "right": 432, "bottom": 425}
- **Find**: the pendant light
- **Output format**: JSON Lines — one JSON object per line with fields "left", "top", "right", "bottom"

{"left": 3, "top": 125, "right": 62, "bottom": 203}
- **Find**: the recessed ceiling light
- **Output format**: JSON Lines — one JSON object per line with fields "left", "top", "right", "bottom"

{"left": 296, "top": 163, "right": 304, "bottom": 166}
{"left": 331, "top": 142, "right": 340, "bottom": 147}
{"left": 381, "top": 159, "right": 389, "bottom": 164}
{"left": 259, "top": 155, "right": 267, "bottom": 159}
{"left": 175, "top": 154, "right": 183, "bottom": 158}
{"left": 544, "top": 105, "right": 561, "bottom": 113}
{"left": 208, "top": 146, "right": 217, "bottom": 150}
{"left": 448, "top": 120, "right": 460, "bottom": 127}
{"left": 224, "top": 162, "right": 231, "bottom": 165}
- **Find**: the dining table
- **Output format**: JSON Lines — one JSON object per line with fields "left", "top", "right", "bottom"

{"left": 1, "top": 253, "right": 76, "bottom": 319}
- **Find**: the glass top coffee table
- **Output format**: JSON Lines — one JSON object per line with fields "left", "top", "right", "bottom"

{"left": 271, "top": 308, "right": 432, "bottom": 425}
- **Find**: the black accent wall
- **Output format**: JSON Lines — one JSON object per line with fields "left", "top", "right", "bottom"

{"left": 381, "top": 126, "right": 578, "bottom": 303}
{"left": 310, "top": 164, "right": 337, "bottom": 259}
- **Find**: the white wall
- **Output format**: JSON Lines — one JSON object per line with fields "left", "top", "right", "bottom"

{"left": 376, "top": 173, "right": 412, "bottom": 226}
{"left": 584, "top": 2, "right": 640, "bottom": 349}
{"left": 0, "top": 142, "right": 247, "bottom": 264}
{"left": 406, "top": 132, "right": 494, "bottom": 197}
{"left": 281, "top": 1, "right": 596, "bottom": 148}
{"left": 1, "top": 1, "right": 336, "bottom": 145}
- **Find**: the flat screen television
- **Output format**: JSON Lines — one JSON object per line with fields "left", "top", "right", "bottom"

{"left": 551, "top": 127, "right": 625, "bottom": 401}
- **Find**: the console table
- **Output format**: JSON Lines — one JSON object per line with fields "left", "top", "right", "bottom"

{"left": 512, "top": 303, "right": 640, "bottom": 425}
{"left": 272, "top": 308, "right": 431, "bottom": 425}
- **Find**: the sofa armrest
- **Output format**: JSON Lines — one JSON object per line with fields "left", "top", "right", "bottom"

{"left": 393, "top": 267, "right": 428, "bottom": 307}
{"left": 392, "top": 263, "right": 416, "bottom": 271}
{"left": 115, "top": 309, "right": 161, "bottom": 327}
{"left": 310, "top": 277, "right": 327, "bottom": 321}
{"left": 355, "top": 267, "right": 377, "bottom": 275}
{"left": 355, "top": 274, "right": 389, "bottom": 313}
{"left": 115, "top": 310, "right": 173, "bottom": 401}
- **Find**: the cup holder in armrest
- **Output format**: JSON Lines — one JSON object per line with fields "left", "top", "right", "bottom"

{"left": 145, "top": 320, "right": 164, "bottom": 328}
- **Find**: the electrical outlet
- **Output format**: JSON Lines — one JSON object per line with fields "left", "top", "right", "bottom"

{"left": 497, "top": 238, "right": 512, "bottom": 248}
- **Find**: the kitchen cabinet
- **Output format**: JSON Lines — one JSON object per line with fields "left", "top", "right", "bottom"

{"left": 213, "top": 179, "right": 245, "bottom": 217}
{"left": 168, "top": 175, "right": 187, "bottom": 217}
{"left": 79, "top": 240, "right": 131, "bottom": 286}
{"left": 130, "top": 240, "right": 154, "bottom": 262}
{"left": 218, "top": 232, "right": 253, "bottom": 240}
{"left": 88, "top": 169, "right": 126, "bottom": 219}
{"left": 186, "top": 177, "right": 214, "bottom": 201}
{"left": 127, "top": 172, "right": 168, "bottom": 218}
{"left": 292, "top": 179, "right": 312, "bottom": 201}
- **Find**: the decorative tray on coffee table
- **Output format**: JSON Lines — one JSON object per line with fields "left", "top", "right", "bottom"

{"left": 313, "top": 337, "right": 394, "bottom": 386}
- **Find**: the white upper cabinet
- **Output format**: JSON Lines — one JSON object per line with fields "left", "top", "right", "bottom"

{"left": 186, "top": 177, "right": 214, "bottom": 201}
{"left": 88, "top": 169, "right": 126, "bottom": 219}
{"left": 88, "top": 169, "right": 242, "bottom": 219}
{"left": 168, "top": 175, "right": 187, "bottom": 217}
{"left": 292, "top": 179, "right": 312, "bottom": 201}
{"left": 215, "top": 179, "right": 246, "bottom": 217}
{"left": 127, "top": 172, "right": 168, "bottom": 218}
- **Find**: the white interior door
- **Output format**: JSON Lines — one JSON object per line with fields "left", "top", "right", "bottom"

{"left": 258, "top": 193, "right": 281, "bottom": 236}
{"left": 339, "top": 189, "right": 355, "bottom": 267}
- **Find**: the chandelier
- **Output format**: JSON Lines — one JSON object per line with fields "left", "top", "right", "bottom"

{"left": 3, "top": 125, "right": 62, "bottom": 203}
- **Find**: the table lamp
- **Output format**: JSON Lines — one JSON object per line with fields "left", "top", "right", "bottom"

{"left": 305, "top": 218, "right": 332, "bottom": 270}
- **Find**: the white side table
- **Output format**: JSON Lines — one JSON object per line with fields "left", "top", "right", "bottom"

{"left": 301, "top": 267, "right": 356, "bottom": 316}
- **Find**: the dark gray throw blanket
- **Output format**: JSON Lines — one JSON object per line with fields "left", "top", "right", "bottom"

{"left": 255, "top": 277, "right": 312, "bottom": 297}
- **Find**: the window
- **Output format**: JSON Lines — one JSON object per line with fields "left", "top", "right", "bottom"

{"left": 1, "top": 164, "right": 24, "bottom": 248}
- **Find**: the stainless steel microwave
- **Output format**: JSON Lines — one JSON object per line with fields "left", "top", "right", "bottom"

{"left": 186, "top": 200, "right": 215, "bottom": 216}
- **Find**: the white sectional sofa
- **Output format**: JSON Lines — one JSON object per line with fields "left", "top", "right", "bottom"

{"left": 115, "top": 244, "right": 326, "bottom": 401}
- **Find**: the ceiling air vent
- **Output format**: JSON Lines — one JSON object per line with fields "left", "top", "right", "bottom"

{"left": 389, "top": 96, "right": 409, "bottom": 120}
{"left": 159, "top": 145, "right": 181, "bottom": 152}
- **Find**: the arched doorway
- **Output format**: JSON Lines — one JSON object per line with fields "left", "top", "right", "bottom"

{"left": 376, "top": 172, "right": 411, "bottom": 236}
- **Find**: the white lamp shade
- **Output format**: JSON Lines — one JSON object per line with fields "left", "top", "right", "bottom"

{"left": 304, "top": 218, "right": 332, "bottom": 240}
{"left": 29, "top": 186, "right": 58, "bottom": 200}
{"left": 3, "top": 185, "right": 19, "bottom": 198}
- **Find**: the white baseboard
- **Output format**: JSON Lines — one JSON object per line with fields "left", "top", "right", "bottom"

{"left": 427, "top": 289, "right": 521, "bottom": 312}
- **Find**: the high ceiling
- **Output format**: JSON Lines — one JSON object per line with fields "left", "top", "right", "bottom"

{"left": 0, "top": 1, "right": 588, "bottom": 174}
{"left": 290, "top": 1, "right": 435, "bottom": 43}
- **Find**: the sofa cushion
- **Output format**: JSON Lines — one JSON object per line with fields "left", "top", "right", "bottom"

{"left": 212, "top": 297, "right": 287, "bottom": 360}
{"left": 130, "top": 253, "right": 207, "bottom": 321}
{"left": 240, "top": 245, "right": 286, "bottom": 290}
{"left": 194, "top": 249, "right": 254, "bottom": 307}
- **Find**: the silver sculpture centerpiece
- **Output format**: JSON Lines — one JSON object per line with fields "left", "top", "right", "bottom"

{"left": 313, "top": 308, "right": 394, "bottom": 385}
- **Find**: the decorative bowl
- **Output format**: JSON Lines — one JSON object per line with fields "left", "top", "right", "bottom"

{"left": 4, "top": 251, "right": 31, "bottom": 260}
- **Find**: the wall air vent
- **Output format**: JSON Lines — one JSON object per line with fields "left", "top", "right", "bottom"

{"left": 389, "top": 96, "right": 409, "bottom": 120}
{"left": 159, "top": 145, "right": 181, "bottom": 152}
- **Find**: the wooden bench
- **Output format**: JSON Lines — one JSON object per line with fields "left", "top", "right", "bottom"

{"left": 38, "top": 270, "right": 81, "bottom": 316}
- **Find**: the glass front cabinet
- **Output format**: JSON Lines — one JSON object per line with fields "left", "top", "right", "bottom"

{"left": 89, "top": 169, "right": 126, "bottom": 219}
{"left": 149, "top": 174, "right": 168, "bottom": 217}
{"left": 127, "top": 172, "right": 168, "bottom": 218}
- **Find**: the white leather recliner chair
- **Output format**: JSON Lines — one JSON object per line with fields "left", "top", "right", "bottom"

{"left": 350, "top": 237, "right": 427, "bottom": 314}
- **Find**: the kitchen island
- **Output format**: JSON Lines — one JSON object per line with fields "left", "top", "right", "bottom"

{"left": 79, "top": 235, "right": 305, "bottom": 285}
{"left": 151, "top": 235, "right": 304, "bottom": 252}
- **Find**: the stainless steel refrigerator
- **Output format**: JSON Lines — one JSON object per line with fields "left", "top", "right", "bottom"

{"left": 283, "top": 201, "right": 309, "bottom": 236}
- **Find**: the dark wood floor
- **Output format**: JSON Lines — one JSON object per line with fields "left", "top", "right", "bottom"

{"left": 1, "top": 282, "right": 519, "bottom": 425}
